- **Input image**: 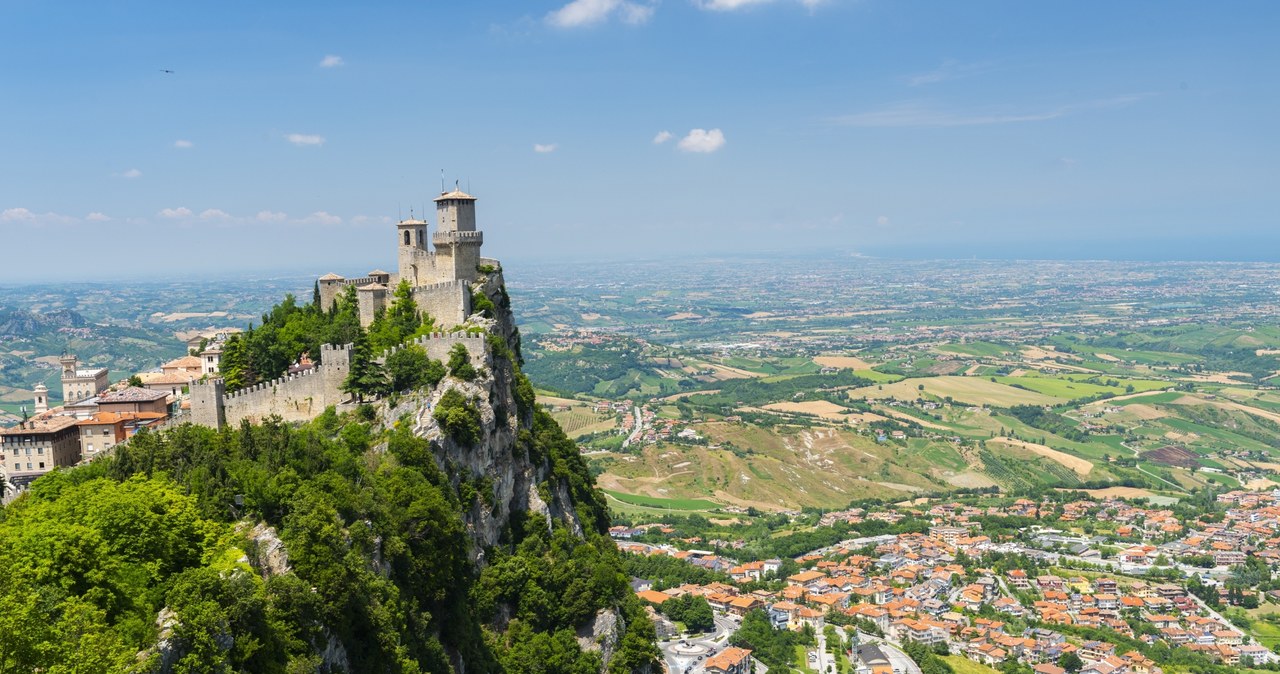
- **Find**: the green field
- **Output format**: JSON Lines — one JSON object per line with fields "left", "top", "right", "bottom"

{"left": 849, "top": 376, "right": 1060, "bottom": 406}
{"left": 942, "top": 655, "right": 1001, "bottom": 674}
{"left": 603, "top": 490, "right": 720, "bottom": 511}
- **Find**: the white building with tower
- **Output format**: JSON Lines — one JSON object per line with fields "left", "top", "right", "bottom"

{"left": 60, "top": 354, "right": 109, "bottom": 404}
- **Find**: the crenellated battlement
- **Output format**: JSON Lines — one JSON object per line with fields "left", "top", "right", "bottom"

{"left": 432, "top": 230, "right": 483, "bottom": 244}
{"left": 191, "top": 342, "right": 353, "bottom": 429}
{"left": 188, "top": 333, "right": 497, "bottom": 431}
{"left": 376, "top": 331, "right": 489, "bottom": 366}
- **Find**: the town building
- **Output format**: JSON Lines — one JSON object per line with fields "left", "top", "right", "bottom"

{"left": 76, "top": 411, "right": 167, "bottom": 460}
{"left": 96, "top": 387, "right": 171, "bottom": 416}
{"left": 60, "top": 354, "right": 109, "bottom": 403}
{"left": 1, "top": 415, "right": 81, "bottom": 488}
{"left": 704, "top": 647, "right": 753, "bottom": 674}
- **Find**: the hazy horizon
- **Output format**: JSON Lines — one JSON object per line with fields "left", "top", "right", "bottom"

{"left": 6, "top": 245, "right": 1280, "bottom": 287}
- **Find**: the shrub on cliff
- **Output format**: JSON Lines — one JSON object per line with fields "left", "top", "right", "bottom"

{"left": 385, "top": 344, "right": 446, "bottom": 392}
{"left": 448, "top": 342, "right": 477, "bottom": 381}
{"left": 435, "top": 388, "right": 482, "bottom": 445}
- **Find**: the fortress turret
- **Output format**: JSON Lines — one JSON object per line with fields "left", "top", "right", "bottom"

{"left": 433, "top": 189, "right": 483, "bottom": 283}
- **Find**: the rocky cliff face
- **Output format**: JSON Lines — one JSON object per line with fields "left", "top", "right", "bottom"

{"left": 368, "top": 268, "right": 643, "bottom": 672}
{"left": 379, "top": 269, "right": 584, "bottom": 560}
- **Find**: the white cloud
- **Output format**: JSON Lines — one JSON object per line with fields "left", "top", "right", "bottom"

{"left": 256, "top": 210, "right": 288, "bottom": 222}
{"left": 286, "top": 133, "right": 326, "bottom": 146}
{"left": 618, "top": 2, "right": 656, "bottom": 23}
{"left": 696, "top": 0, "right": 825, "bottom": 11}
{"left": 199, "top": 209, "right": 232, "bottom": 220}
{"left": 173, "top": 139, "right": 193, "bottom": 149}
{"left": 118, "top": 168, "right": 143, "bottom": 179}
{"left": 876, "top": 215, "right": 890, "bottom": 227}
{"left": 1, "top": 207, "right": 36, "bottom": 222}
{"left": 652, "top": 130, "right": 674, "bottom": 144}
{"left": 546, "top": 0, "right": 654, "bottom": 27}
{"left": 85, "top": 212, "right": 111, "bottom": 222}
{"left": 158, "top": 207, "right": 193, "bottom": 219}
{"left": 828, "top": 94, "right": 1152, "bottom": 128}
{"left": 301, "top": 211, "right": 342, "bottom": 225}
{"left": 676, "top": 128, "right": 726, "bottom": 153}
{"left": 533, "top": 143, "right": 558, "bottom": 153}
{"left": 319, "top": 55, "right": 345, "bottom": 68}
{"left": 0, "top": 208, "right": 77, "bottom": 225}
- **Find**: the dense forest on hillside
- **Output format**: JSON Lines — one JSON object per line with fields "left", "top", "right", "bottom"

{"left": 0, "top": 407, "right": 657, "bottom": 672}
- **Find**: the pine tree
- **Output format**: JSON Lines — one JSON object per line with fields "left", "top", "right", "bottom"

{"left": 329, "top": 285, "right": 361, "bottom": 345}
{"left": 220, "top": 334, "right": 248, "bottom": 392}
{"left": 343, "top": 327, "right": 388, "bottom": 402}
{"left": 387, "top": 280, "right": 421, "bottom": 338}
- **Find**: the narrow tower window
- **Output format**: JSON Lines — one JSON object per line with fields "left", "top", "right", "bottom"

{"left": 403, "top": 230, "right": 411, "bottom": 246}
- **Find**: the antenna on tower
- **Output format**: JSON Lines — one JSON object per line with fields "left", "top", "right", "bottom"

{"left": 440, "top": 169, "right": 445, "bottom": 194}
{"left": 398, "top": 202, "right": 402, "bottom": 221}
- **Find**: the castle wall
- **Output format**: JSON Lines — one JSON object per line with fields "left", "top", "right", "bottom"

{"left": 189, "top": 344, "right": 351, "bottom": 429}
{"left": 399, "top": 248, "right": 440, "bottom": 288}
{"left": 377, "top": 332, "right": 488, "bottom": 369}
{"left": 319, "top": 276, "right": 381, "bottom": 311}
{"left": 190, "top": 334, "right": 493, "bottom": 430}
{"left": 412, "top": 280, "right": 472, "bottom": 328}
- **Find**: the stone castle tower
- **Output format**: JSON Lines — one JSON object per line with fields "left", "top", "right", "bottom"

{"left": 318, "top": 188, "right": 492, "bottom": 328}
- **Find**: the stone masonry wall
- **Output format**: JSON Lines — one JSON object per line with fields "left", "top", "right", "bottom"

{"left": 191, "top": 334, "right": 490, "bottom": 430}
{"left": 376, "top": 332, "right": 487, "bottom": 368}
{"left": 412, "top": 280, "right": 471, "bottom": 328}
{"left": 219, "top": 343, "right": 351, "bottom": 427}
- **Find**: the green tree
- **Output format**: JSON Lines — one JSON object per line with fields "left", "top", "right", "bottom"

{"left": 448, "top": 342, "right": 477, "bottom": 381}
{"left": 1059, "top": 651, "right": 1084, "bottom": 673}
{"left": 220, "top": 333, "right": 248, "bottom": 392}
{"left": 342, "top": 327, "right": 388, "bottom": 402}
{"left": 385, "top": 345, "right": 441, "bottom": 392}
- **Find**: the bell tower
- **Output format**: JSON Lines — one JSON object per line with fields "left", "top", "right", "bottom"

{"left": 33, "top": 384, "right": 48, "bottom": 414}
{"left": 397, "top": 217, "right": 429, "bottom": 286}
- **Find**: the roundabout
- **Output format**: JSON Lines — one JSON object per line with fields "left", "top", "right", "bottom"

{"left": 669, "top": 641, "right": 711, "bottom": 657}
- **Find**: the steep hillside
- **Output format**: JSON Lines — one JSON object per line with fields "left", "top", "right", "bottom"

{"left": 0, "top": 276, "right": 659, "bottom": 673}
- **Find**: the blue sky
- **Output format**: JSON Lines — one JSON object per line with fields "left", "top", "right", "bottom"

{"left": 1, "top": 1, "right": 1277, "bottom": 280}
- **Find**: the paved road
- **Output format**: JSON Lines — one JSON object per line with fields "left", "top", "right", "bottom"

{"left": 658, "top": 615, "right": 737, "bottom": 674}
{"left": 622, "top": 405, "right": 643, "bottom": 448}
{"left": 815, "top": 627, "right": 831, "bottom": 674}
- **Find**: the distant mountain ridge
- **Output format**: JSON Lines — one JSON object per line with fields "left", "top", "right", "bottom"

{"left": 0, "top": 306, "right": 87, "bottom": 336}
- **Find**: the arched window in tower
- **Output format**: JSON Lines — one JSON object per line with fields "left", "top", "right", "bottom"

{"left": 404, "top": 230, "right": 411, "bottom": 246}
